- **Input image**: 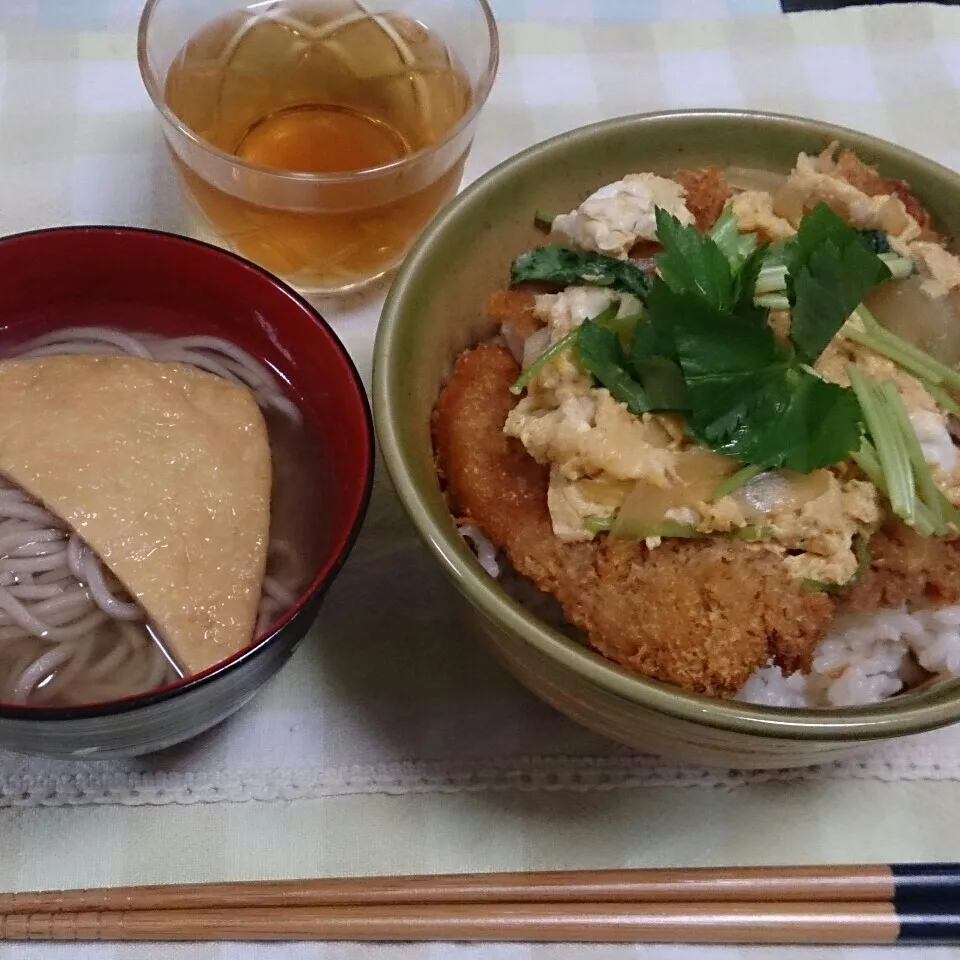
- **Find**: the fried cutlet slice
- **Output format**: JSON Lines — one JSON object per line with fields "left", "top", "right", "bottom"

{"left": 843, "top": 521, "right": 960, "bottom": 614}
{"left": 673, "top": 167, "right": 732, "bottom": 232}
{"left": 487, "top": 289, "right": 544, "bottom": 341}
{"left": 432, "top": 342, "right": 835, "bottom": 696}
{"left": 834, "top": 150, "right": 937, "bottom": 237}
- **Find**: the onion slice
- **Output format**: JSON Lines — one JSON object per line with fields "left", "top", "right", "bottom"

{"left": 734, "top": 468, "right": 831, "bottom": 520}
{"left": 724, "top": 166, "right": 787, "bottom": 194}
{"left": 611, "top": 449, "right": 737, "bottom": 539}
{"left": 864, "top": 276, "right": 960, "bottom": 369}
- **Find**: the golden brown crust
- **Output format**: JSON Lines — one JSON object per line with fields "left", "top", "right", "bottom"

{"left": 432, "top": 342, "right": 551, "bottom": 534}
{"left": 486, "top": 289, "right": 545, "bottom": 340}
{"left": 673, "top": 166, "right": 732, "bottom": 232}
{"left": 627, "top": 239, "right": 662, "bottom": 260}
{"left": 432, "top": 341, "right": 835, "bottom": 696}
{"left": 844, "top": 522, "right": 960, "bottom": 613}
{"left": 835, "top": 149, "right": 937, "bottom": 237}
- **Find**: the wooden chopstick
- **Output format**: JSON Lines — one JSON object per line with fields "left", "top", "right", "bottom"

{"left": 1, "top": 862, "right": 956, "bottom": 914}
{"left": 3, "top": 865, "right": 959, "bottom": 945}
{"left": 2, "top": 901, "right": 959, "bottom": 944}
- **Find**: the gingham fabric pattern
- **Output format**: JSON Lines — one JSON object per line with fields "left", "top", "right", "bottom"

{"left": 2, "top": 0, "right": 960, "bottom": 805}
{"left": 2, "top": 4, "right": 960, "bottom": 958}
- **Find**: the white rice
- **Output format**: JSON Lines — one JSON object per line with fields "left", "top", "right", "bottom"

{"left": 456, "top": 525, "right": 960, "bottom": 709}
{"left": 457, "top": 524, "right": 501, "bottom": 579}
{"left": 739, "top": 605, "right": 960, "bottom": 708}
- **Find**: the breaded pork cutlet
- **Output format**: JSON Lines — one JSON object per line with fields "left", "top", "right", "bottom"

{"left": 432, "top": 341, "right": 837, "bottom": 696}
{"left": 432, "top": 345, "right": 960, "bottom": 699}
{"left": 673, "top": 166, "right": 731, "bottom": 232}
{"left": 434, "top": 163, "right": 960, "bottom": 697}
{"left": 834, "top": 149, "right": 936, "bottom": 237}
{"left": 845, "top": 522, "right": 960, "bottom": 613}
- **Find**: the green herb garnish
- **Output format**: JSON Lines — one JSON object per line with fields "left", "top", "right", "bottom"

{"left": 783, "top": 204, "right": 893, "bottom": 364}
{"left": 655, "top": 209, "right": 745, "bottom": 312}
{"left": 632, "top": 355, "right": 688, "bottom": 412}
{"left": 857, "top": 229, "right": 892, "bottom": 255}
{"left": 707, "top": 207, "right": 758, "bottom": 271}
{"left": 611, "top": 519, "right": 701, "bottom": 540}
{"left": 644, "top": 521, "right": 701, "bottom": 538}
{"left": 846, "top": 366, "right": 960, "bottom": 537}
{"left": 802, "top": 577, "right": 837, "bottom": 593}
{"left": 597, "top": 308, "right": 644, "bottom": 348}
{"left": 510, "top": 246, "right": 652, "bottom": 300}
{"left": 713, "top": 463, "right": 763, "bottom": 500}
{"left": 510, "top": 200, "right": 947, "bottom": 540}
{"left": 923, "top": 383, "right": 960, "bottom": 419}
{"left": 583, "top": 515, "right": 614, "bottom": 533}
{"left": 534, "top": 209, "right": 556, "bottom": 231}
{"left": 645, "top": 262, "right": 861, "bottom": 470}
{"left": 755, "top": 252, "right": 910, "bottom": 302}
{"left": 845, "top": 305, "right": 960, "bottom": 394}
{"left": 645, "top": 204, "right": 892, "bottom": 472}
{"left": 509, "top": 328, "right": 579, "bottom": 396}
{"left": 509, "top": 303, "right": 621, "bottom": 397}
{"left": 575, "top": 319, "right": 650, "bottom": 415}
{"left": 847, "top": 365, "right": 915, "bottom": 526}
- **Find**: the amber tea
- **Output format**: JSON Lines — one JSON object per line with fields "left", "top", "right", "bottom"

{"left": 159, "top": 1, "right": 479, "bottom": 292}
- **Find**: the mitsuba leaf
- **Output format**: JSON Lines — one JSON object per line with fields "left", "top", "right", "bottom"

{"left": 654, "top": 209, "right": 735, "bottom": 310}
{"left": 625, "top": 294, "right": 685, "bottom": 411}
{"left": 634, "top": 356, "right": 689, "bottom": 412}
{"left": 708, "top": 207, "right": 758, "bottom": 271}
{"left": 653, "top": 281, "right": 785, "bottom": 380}
{"left": 575, "top": 320, "right": 650, "bottom": 414}
{"left": 628, "top": 311, "right": 677, "bottom": 367}
{"left": 785, "top": 203, "right": 892, "bottom": 364}
{"left": 647, "top": 279, "right": 862, "bottom": 471}
{"left": 731, "top": 242, "right": 772, "bottom": 325}
{"left": 510, "top": 246, "right": 652, "bottom": 300}
{"left": 856, "top": 229, "right": 892, "bottom": 255}
{"left": 512, "top": 202, "right": 874, "bottom": 476}
{"left": 707, "top": 372, "right": 863, "bottom": 472}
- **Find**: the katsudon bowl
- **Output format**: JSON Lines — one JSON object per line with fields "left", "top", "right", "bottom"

{"left": 374, "top": 109, "right": 960, "bottom": 769}
{"left": 0, "top": 227, "right": 373, "bottom": 759}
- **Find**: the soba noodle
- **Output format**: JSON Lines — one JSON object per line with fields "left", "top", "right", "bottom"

{"left": 0, "top": 328, "right": 303, "bottom": 707}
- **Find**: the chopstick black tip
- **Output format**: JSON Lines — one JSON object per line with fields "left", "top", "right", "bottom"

{"left": 892, "top": 863, "right": 960, "bottom": 907}
{"left": 899, "top": 905, "right": 960, "bottom": 945}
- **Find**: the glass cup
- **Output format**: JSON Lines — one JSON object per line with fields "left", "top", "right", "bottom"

{"left": 138, "top": 0, "right": 499, "bottom": 295}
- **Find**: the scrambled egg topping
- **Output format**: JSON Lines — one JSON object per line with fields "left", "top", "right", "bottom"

{"left": 783, "top": 148, "right": 924, "bottom": 250}
{"left": 729, "top": 191, "right": 795, "bottom": 242}
{"left": 912, "top": 241, "right": 960, "bottom": 295}
{"left": 549, "top": 174, "right": 695, "bottom": 259}
{"left": 504, "top": 146, "right": 960, "bottom": 585}
{"left": 505, "top": 288, "right": 681, "bottom": 493}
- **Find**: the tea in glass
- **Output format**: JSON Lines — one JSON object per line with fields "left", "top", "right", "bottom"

{"left": 138, "top": 0, "right": 499, "bottom": 294}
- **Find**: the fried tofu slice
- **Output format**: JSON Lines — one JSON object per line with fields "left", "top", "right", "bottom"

{"left": 432, "top": 342, "right": 835, "bottom": 696}
{"left": 0, "top": 355, "right": 271, "bottom": 675}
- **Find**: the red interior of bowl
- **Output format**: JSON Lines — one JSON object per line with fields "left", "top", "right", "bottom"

{"left": 0, "top": 226, "right": 374, "bottom": 711}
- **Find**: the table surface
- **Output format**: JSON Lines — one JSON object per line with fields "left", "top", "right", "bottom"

{"left": 3, "top": 1, "right": 960, "bottom": 957}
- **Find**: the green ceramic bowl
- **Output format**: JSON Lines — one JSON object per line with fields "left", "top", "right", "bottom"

{"left": 374, "top": 109, "right": 960, "bottom": 769}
